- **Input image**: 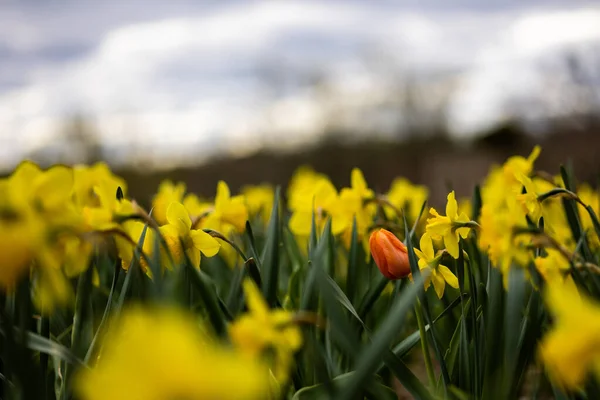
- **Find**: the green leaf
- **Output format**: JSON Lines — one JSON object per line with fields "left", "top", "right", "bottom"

{"left": 337, "top": 273, "right": 425, "bottom": 399}
{"left": 63, "top": 261, "right": 94, "bottom": 399}
{"left": 481, "top": 263, "right": 505, "bottom": 400}
{"left": 300, "top": 219, "right": 332, "bottom": 312}
{"left": 244, "top": 220, "right": 263, "bottom": 270}
{"left": 472, "top": 185, "right": 482, "bottom": 223}
{"left": 292, "top": 372, "right": 398, "bottom": 400}
{"left": 585, "top": 205, "right": 600, "bottom": 240}
{"left": 21, "top": 330, "right": 84, "bottom": 367}
{"left": 261, "top": 186, "right": 281, "bottom": 307}
{"left": 225, "top": 263, "right": 246, "bottom": 316}
{"left": 356, "top": 274, "right": 389, "bottom": 320}
{"left": 114, "top": 223, "right": 150, "bottom": 316}
{"left": 186, "top": 265, "right": 228, "bottom": 338}
{"left": 384, "top": 294, "right": 464, "bottom": 370}
{"left": 560, "top": 165, "right": 594, "bottom": 262}
{"left": 383, "top": 351, "right": 436, "bottom": 400}
{"left": 458, "top": 316, "right": 471, "bottom": 392}
{"left": 503, "top": 268, "right": 529, "bottom": 395}
{"left": 345, "top": 216, "right": 360, "bottom": 304}
{"left": 314, "top": 268, "right": 361, "bottom": 358}
{"left": 84, "top": 258, "right": 121, "bottom": 363}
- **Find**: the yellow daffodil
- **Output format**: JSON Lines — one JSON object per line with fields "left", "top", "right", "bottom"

{"left": 201, "top": 181, "right": 248, "bottom": 234}
{"left": 515, "top": 172, "right": 543, "bottom": 223}
{"left": 413, "top": 232, "right": 458, "bottom": 298}
{"left": 479, "top": 200, "right": 532, "bottom": 281}
{"left": 82, "top": 182, "right": 136, "bottom": 231}
{"left": 0, "top": 208, "right": 42, "bottom": 288}
{"left": 229, "top": 279, "right": 302, "bottom": 383}
{"left": 458, "top": 197, "right": 472, "bottom": 221}
{"left": 117, "top": 220, "right": 155, "bottom": 273}
{"left": 534, "top": 248, "right": 571, "bottom": 285}
{"left": 288, "top": 176, "right": 347, "bottom": 237}
{"left": 75, "top": 305, "right": 272, "bottom": 400}
{"left": 384, "top": 177, "right": 429, "bottom": 224}
{"left": 539, "top": 280, "right": 600, "bottom": 390}
{"left": 426, "top": 191, "right": 471, "bottom": 259}
{"left": 242, "top": 184, "right": 274, "bottom": 225}
{"left": 481, "top": 146, "right": 541, "bottom": 212}
{"left": 338, "top": 168, "right": 376, "bottom": 247}
{"left": 73, "top": 162, "right": 127, "bottom": 210}
{"left": 502, "top": 145, "right": 541, "bottom": 187}
{"left": 287, "top": 166, "right": 328, "bottom": 211}
{"left": 152, "top": 180, "right": 186, "bottom": 225}
{"left": 159, "top": 202, "right": 220, "bottom": 269}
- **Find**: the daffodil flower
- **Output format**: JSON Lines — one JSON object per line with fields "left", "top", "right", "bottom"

{"left": 152, "top": 180, "right": 187, "bottom": 225}
{"left": 384, "top": 177, "right": 429, "bottom": 223}
{"left": 229, "top": 279, "right": 302, "bottom": 383}
{"left": 75, "top": 305, "right": 272, "bottom": 400}
{"left": 515, "top": 172, "right": 543, "bottom": 222}
{"left": 288, "top": 177, "right": 347, "bottom": 236}
{"left": 426, "top": 191, "right": 471, "bottom": 259}
{"left": 241, "top": 184, "right": 274, "bottom": 225}
{"left": 540, "top": 279, "right": 600, "bottom": 390}
{"left": 202, "top": 181, "right": 249, "bottom": 234}
{"left": 414, "top": 233, "right": 458, "bottom": 299}
{"left": 159, "top": 202, "right": 220, "bottom": 269}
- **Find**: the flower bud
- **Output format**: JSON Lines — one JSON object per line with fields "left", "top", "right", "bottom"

{"left": 369, "top": 229, "right": 411, "bottom": 280}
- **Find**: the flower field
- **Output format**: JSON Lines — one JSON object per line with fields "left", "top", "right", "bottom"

{"left": 1, "top": 146, "right": 599, "bottom": 399}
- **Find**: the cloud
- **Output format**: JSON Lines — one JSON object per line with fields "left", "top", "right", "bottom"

{"left": 0, "top": 1, "right": 599, "bottom": 169}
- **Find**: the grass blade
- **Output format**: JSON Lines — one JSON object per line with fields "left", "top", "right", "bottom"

{"left": 261, "top": 186, "right": 281, "bottom": 307}
{"left": 337, "top": 273, "right": 425, "bottom": 399}
{"left": 345, "top": 216, "right": 360, "bottom": 304}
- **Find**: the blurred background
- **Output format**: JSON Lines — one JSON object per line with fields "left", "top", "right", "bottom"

{"left": 1, "top": 0, "right": 600, "bottom": 207}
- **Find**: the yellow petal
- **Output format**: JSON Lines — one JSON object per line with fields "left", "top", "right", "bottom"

{"left": 438, "top": 265, "right": 459, "bottom": 289}
{"left": 215, "top": 181, "right": 231, "bottom": 211}
{"left": 34, "top": 166, "right": 74, "bottom": 209}
{"left": 419, "top": 232, "right": 435, "bottom": 260}
{"left": 190, "top": 229, "right": 220, "bottom": 257}
{"left": 432, "top": 272, "right": 445, "bottom": 299}
{"left": 444, "top": 232, "right": 459, "bottom": 259}
{"left": 187, "top": 247, "right": 201, "bottom": 269}
{"left": 242, "top": 278, "right": 269, "bottom": 319}
{"left": 166, "top": 202, "right": 191, "bottom": 235}
{"left": 445, "top": 191, "right": 458, "bottom": 220}
{"left": 289, "top": 211, "right": 312, "bottom": 237}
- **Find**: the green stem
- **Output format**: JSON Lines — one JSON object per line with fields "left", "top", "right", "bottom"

{"left": 415, "top": 300, "right": 436, "bottom": 389}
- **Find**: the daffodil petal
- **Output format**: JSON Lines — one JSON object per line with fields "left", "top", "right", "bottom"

{"left": 419, "top": 232, "right": 435, "bottom": 260}
{"left": 446, "top": 191, "right": 458, "bottom": 220}
{"left": 190, "top": 230, "right": 220, "bottom": 257}
{"left": 438, "top": 265, "right": 459, "bottom": 289}
{"left": 432, "top": 272, "right": 445, "bottom": 299}
{"left": 166, "top": 202, "right": 192, "bottom": 235}
{"left": 444, "top": 232, "right": 459, "bottom": 259}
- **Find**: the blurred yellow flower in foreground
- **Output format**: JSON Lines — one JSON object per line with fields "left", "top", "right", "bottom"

{"left": 75, "top": 305, "right": 271, "bottom": 400}
{"left": 229, "top": 279, "right": 302, "bottom": 383}
{"left": 539, "top": 280, "right": 600, "bottom": 390}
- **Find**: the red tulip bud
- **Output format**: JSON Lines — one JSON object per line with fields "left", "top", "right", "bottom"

{"left": 369, "top": 229, "right": 411, "bottom": 280}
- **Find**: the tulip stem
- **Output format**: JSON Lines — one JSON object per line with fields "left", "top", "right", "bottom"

{"left": 415, "top": 300, "right": 436, "bottom": 390}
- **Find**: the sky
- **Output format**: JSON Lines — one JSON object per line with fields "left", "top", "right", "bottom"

{"left": 1, "top": 0, "right": 600, "bottom": 170}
